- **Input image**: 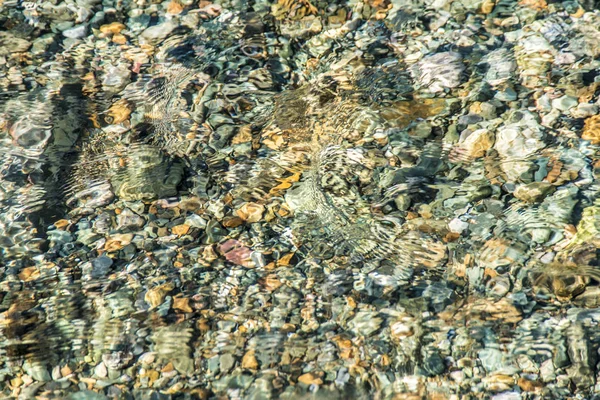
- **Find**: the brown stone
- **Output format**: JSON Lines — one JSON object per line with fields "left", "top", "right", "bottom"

{"left": 481, "top": 0, "right": 495, "bottom": 13}
{"left": 161, "top": 362, "right": 174, "bottom": 373}
{"left": 104, "top": 234, "right": 133, "bottom": 251}
{"left": 54, "top": 219, "right": 70, "bottom": 230}
{"left": 514, "top": 182, "right": 555, "bottom": 203}
{"left": 261, "top": 274, "right": 283, "bottom": 291}
{"left": 10, "top": 376, "right": 23, "bottom": 389}
{"left": 518, "top": 377, "right": 544, "bottom": 392}
{"left": 167, "top": 0, "right": 184, "bottom": 14}
{"left": 179, "top": 197, "right": 203, "bottom": 211}
{"left": 458, "top": 129, "right": 495, "bottom": 159}
{"left": 236, "top": 202, "right": 265, "bottom": 223}
{"left": 142, "top": 369, "right": 159, "bottom": 386}
{"left": 100, "top": 22, "right": 125, "bottom": 35}
{"left": 276, "top": 203, "right": 292, "bottom": 217}
{"left": 172, "top": 224, "right": 190, "bottom": 236}
{"left": 269, "top": 172, "right": 300, "bottom": 195}
{"left": 164, "top": 382, "right": 184, "bottom": 394}
{"left": 519, "top": 0, "right": 547, "bottom": 10}
{"left": 471, "top": 297, "right": 523, "bottom": 323}
{"left": 241, "top": 350, "right": 259, "bottom": 369}
{"left": 297, "top": 372, "right": 323, "bottom": 385}
{"left": 231, "top": 125, "right": 253, "bottom": 144}
{"left": 18, "top": 267, "right": 39, "bottom": 282}
{"left": 277, "top": 252, "right": 295, "bottom": 267}
{"left": 222, "top": 216, "right": 243, "bottom": 228}
{"left": 443, "top": 231, "right": 461, "bottom": 243}
{"left": 570, "top": 6, "right": 585, "bottom": 17}
{"left": 60, "top": 365, "right": 73, "bottom": 377}
{"left": 173, "top": 297, "right": 193, "bottom": 313}
{"left": 107, "top": 99, "right": 132, "bottom": 124}
{"left": 582, "top": 115, "right": 600, "bottom": 144}
{"left": 112, "top": 33, "right": 127, "bottom": 45}
{"left": 145, "top": 283, "right": 174, "bottom": 309}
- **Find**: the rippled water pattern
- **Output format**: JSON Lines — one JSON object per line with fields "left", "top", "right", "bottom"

{"left": 1, "top": 0, "right": 600, "bottom": 399}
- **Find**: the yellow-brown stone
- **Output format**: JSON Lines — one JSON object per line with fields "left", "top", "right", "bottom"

{"left": 481, "top": 0, "right": 495, "bottom": 13}
{"left": 231, "top": 125, "right": 253, "bottom": 144}
{"left": 17, "top": 267, "right": 39, "bottom": 282}
{"left": 173, "top": 297, "right": 193, "bottom": 313}
{"left": 172, "top": 224, "right": 190, "bottom": 236}
{"left": 104, "top": 234, "right": 134, "bottom": 251}
{"left": 297, "top": 372, "right": 323, "bottom": 385}
{"left": 100, "top": 22, "right": 125, "bottom": 35}
{"left": 236, "top": 202, "right": 265, "bottom": 223}
{"left": 582, "top": 115, "right": 600, "bottom": 144}
{"left": 107, "top": 99, "right": 132, "bottom": 124}
{"left": 145, "top": 283, "right": 174, "bottom": 308}
{"left": 112, "top": 33, "right": 127, "bottom": 45}
{"left": 54, "top": 219, "right": 70, "bottom": 230}
{"left": 241, "top": 350, "right": 259, "bottom": 369}
{"left": 167, "top": 0, "right": 184, "bottom": 14}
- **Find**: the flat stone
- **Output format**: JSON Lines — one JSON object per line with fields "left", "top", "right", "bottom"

{"left": 219, "top": 353, "right": 235, "bottom": 374}
{"left": 91, "top": 255, "right": 113, "bottom": 278}
{"left": 0, "top": 32, "right": 31, "bottom": 55}
{"left": 140, "top": 21, "right": 177, "bottom": 44}
{"left": 552, "top": 95, "right": 578, "bottom": 111}
{"left": 63, "top": 25, "right": 88, "bottom": 39}
{"left": 513, "top": 182, "right": 555, "bottom": 203}
{"left": 94, "top": 362, "right": 108, "bottom": 378}
{"left": 117, "top": 208, "right": 145, "bottom": 231}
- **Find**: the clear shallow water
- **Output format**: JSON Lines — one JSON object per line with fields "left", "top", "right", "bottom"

{"left": 1, "top": 0, "right": 600, "bottom": 398}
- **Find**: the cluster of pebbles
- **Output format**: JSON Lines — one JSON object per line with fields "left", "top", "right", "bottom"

{"left": 1, "top": 0, "right": 600, "bottom": 398}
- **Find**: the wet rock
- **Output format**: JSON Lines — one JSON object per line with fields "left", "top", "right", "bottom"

{"left": 23, "top": 361, "right": 51, "bottom": 382}
{"left": 184, "top": 214, "right": 207, "bottom": 229}
{"left": 279, "top": 16, "right": 322, "bottom": 38}
{"left": 412, "top": 52, "right": 465, "bottom": 93}
{"left": 570, "top": 103, "right": 598, "bottom": 119}
{"left": 117, "top": 208, "right": 145, "bottom": 231}
{"left": 552, "top": 95, "right": 578, "bottom": 112}
{"left": 100, "top": 22, "right": 126, "bottom": 35}
{"left": 236, "top": 202, "right": 265, "bottom": 223}
{"left": 91, "top": 255, "right": 113, "bottom": 278}
{"left": 66, "top": 390, "right": 108, "bottom": 400}
{"left": 348, "top": 311, "right": 383, "bottom": 337}
{"left": 242, "top": 350, "right": 259, "bottom": 370}
{"left": 494, "top": 110, "right": 545, "bottom": 182}
{"left": 582, "top": 115, "right": 600, "bottom": 144}
{"left": 31, "top": 34, "right": 56, "bottom": 55}
{"left": 219, "top": 353, "right": 235, "bottom": 374}
{"left": 457, "top": 128, "right": 495, "bottom": 158}
{"left": 297, "top": 372, "right": 323, "bottom": 385}
{"left": 423, "top": 282, "right": 454, "bottom": 312}
{"left": 140, "top": 21, "right": 177, "bottom": 44}
{"left": 102, "top": 64, "right": 131, "bottom": 92}
{"left": 102, "top": 351, "right": 134, "bottom": 370}
{"left": 48, "top": 230, "right": 74, "bottom": 246}
{"left": 63, "top": 25, "right": 88, "bottom": 39}
{"left": 495, "top": 87, "right": 518, "bottom": 102}
{"left": 481, "top": 48, "right": 517, "bottom": 87}
{"left": 94, "top": 362, "right": 108, "bottom": 378}
{"left": 513, "top": 182, "right": 555, "bottom": 203}
{"left": 0, "top": 32, "right": 31, "bottom": 55}
{"left": 219, "top": 239, "right": 254, "bottom": 268}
